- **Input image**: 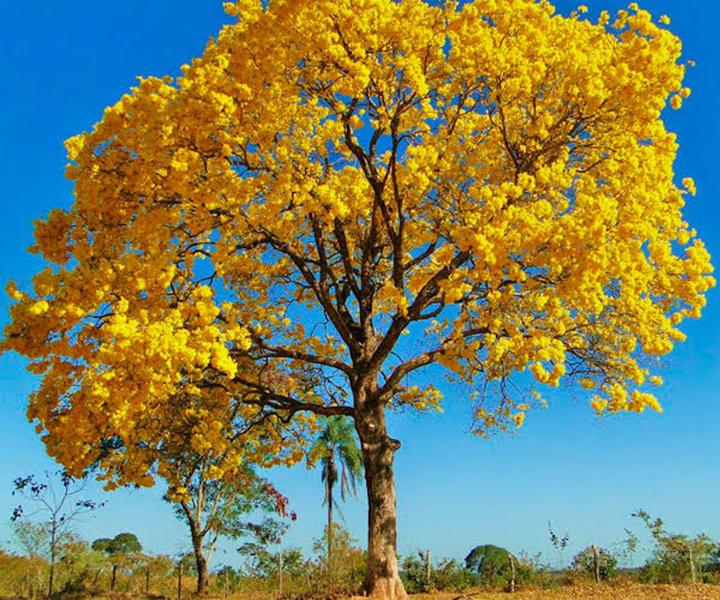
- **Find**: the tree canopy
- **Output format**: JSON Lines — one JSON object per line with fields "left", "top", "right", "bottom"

{"left": 465, "top": 544, "right": 514, "bottom": 577}
{"left": 92, "top": 533, "right": 142, "bottom": 556}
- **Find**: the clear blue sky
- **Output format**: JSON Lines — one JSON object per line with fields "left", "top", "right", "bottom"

{"left": 1, "top": 0, "right": 719, "bottom": 570}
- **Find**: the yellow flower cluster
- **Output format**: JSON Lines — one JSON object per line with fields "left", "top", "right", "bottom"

{"left": 0, "top": 0, "right": 712, "bottom": 484}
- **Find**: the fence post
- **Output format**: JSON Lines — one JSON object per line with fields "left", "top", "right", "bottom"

{"left": 509, "top": 554, "right": 516, "bottom": 593}
{"left": 425, "top": 549, "right": 431, "bottom": 591}
{"left": 591, "top": 544, "right": 601, "bottom": 583}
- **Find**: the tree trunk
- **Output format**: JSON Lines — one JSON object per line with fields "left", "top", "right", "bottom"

{"left": 192, "top": 534, "right": 210, "bottom": 594}
{"left": 111, "top": 564, "right": 118, "bottom": 591}
{"left": 327, "top": 470, "right": 334, "bottom": 574}
{"left": 48, "top": 519, "right": 57, "bottom": 598}
{"left": 355, "top": 398, "right": 407, "bottom": 600}
{"left": 182, "top": 507, "right": 210, "bottom": 595}
{"left": 48, "top": 538, "right": 56, "bottom": 597}
{"left": 177, "top": 561, "right": 183, "bottom": 600}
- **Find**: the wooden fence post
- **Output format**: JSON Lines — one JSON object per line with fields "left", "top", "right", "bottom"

{"left": 425, "top": 550, "right": 431, "bottom": 591}
{"left": 591, "top": 544, "right": 601, "bottom": 583}
{"left": 509, "top": 554, "right": 516, "bottom": 593}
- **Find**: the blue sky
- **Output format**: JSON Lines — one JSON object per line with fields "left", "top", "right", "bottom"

{"left": 1, "top": 0, "right": 719, "bottom": 570}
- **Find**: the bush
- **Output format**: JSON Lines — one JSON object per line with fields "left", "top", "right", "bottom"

{"left": 465, "top": 544, "right": 515, "bottom": 588}
{"left": 432, "top": 558, "right": 475, "bottom": 591}
{"left": 571, "top": 546, "right": 618, "bottom": 581}
{"left": 400, "top": 552, "right": 477, "bottom": 593}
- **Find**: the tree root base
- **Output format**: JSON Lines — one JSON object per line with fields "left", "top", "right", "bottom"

{"left": 350, "top": 576, "right": 408, "bottom": 600}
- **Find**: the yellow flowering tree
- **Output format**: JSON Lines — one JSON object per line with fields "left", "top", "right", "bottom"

{"left": 2, "top": 1, "right": 713, "bottom": 597}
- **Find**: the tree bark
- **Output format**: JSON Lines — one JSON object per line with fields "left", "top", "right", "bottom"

{"left": 181, "top": 503, "right": 210, "bottom": 595}
{"left": 48, "top": 524, "right": 57, "bottom": 597}
{"left": 192, "top": 534, "right": 210, "bottom": 594}
{"left": 327, "top": 474, "right": 334, "bottom": 575}
{"left": 355, "top": 397, "right": 407, "bottom": 600}
{"left": 177, "top": 561, "right": 183, "bottom": 600}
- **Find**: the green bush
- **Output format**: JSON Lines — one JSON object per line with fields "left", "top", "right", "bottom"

{"left": 432, "top": 558, "right": 476, "bottom": 591}
{"left": 571, "top": 546, "right": 618, "bottom": 580}
{"left": 400, "top": 552, "right": 477, "bottom": 593}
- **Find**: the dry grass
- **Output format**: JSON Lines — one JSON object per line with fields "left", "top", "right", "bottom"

{"left": 407, "top": 583, "right": 720, "bottom": 599}
{"left": 81, "top": 584, "right": 720, "bottom": 600}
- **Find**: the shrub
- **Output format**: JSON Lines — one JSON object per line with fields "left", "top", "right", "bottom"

{"left": 571, "top": 546, "right": 618, "bottom": 581}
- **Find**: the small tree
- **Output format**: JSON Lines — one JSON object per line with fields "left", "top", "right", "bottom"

{"left": 548, "top": 522, "right": 571, "bottom": 571}
{"left": 7, "top": 525, "right": 48, "bottom": 597}
{"left": 167, "top": 468, "right": 293, "bottom": 593}
{"left": 214, "top": 565, "right": 242, "bottom": 594}
{"left": 400, "top": 553, "right": 432, "bottom": 594}
{"left": 312, "top": 523, "right": 366, "bottom": 589}
{"left": 237, "top": 517, "right": 296, "bottom": 594}
{"left": 11, "top": 471, "right": 103, "bottom": 596}
{"left": 617, "top": 528, "right": 639, "bottom": 568}
{"left": 431, "top": 558, "right": 475, "bottom": 592}
{"left": 633, "top": 509, "right": 717, "bottom": 584}
{"left": 138, "top": 554, "right": 175, "bottom": 595}
{"left": 465, "top": 544, "right": 515, "bottom": 588}
{"left": 92, "top": 532, "right": 143, "bottom": 590}
{"left": 55, "top": 536, "right": 106, "bottom": 594}
{"left": 571, "top": 545, "right": 617, "bottom": 581}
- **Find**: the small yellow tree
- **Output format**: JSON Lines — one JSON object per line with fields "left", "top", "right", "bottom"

{"left": 2, "top": 1, "right": 713, "bottom": 597}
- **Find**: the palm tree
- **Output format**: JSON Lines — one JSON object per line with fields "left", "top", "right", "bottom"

{"left": 311, "top": 416, "right": 363, "bottom": 571}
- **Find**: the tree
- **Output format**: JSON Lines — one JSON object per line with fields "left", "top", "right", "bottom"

{"left": 11, "top": 471, "right": 103, "bottom": 596}
{"left": 548, "top": 522, "right": 571, "bottom": 570}
{"left": 400, "top": 552, "right": 433, "bottom": 593}
{"left": 2, "top": 1, "right": 713, "bottom": 598}
{"left": 139, "top": 554, "right": 175, "bottom": 595}
{"left": 55, "top": 536, "right": 106, "bottom": 594}
{"left": 100, "top": 349, "right": 297, "bottom": 595}
{"left": 9, "top": 522, "right": 49, "bottom": 596}
{"left": 465, "top": 544, "right": 514, "bottom": 584}
{"left": 92, "top": 532, "right": 143, "bottom": 590}
{"left": 255, "top": 547, "right": 307, "bottom": 580}
{"left": 237, "top": 517, "right": 293, "bottom": 577}
{"left": 617, "top": 528, "right": 639, "bottom": 568}
{"left": 214, "top": 564, "right": 242, "bottom": 594}
{"left": 166, "top": 461, "right": 293, "bottom": 594}
{"left": 309, "top": 416, "right": 363, "bottom": 572}
{"left": 571, "top": 545, "right": 617, "bottom": 581}
{"left": 632, "top": 509, "right": 717, "bottom": 583}
{"left": 312, "top": 523, "right": 366, "bottom": 588}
